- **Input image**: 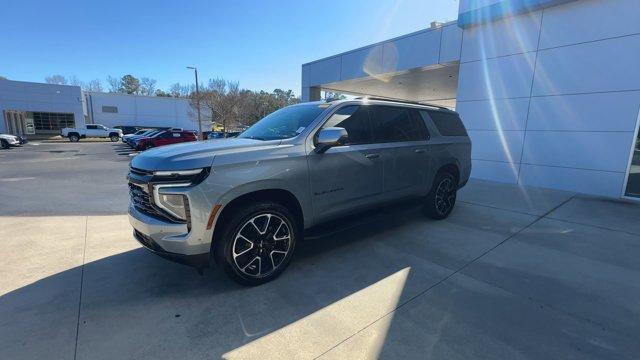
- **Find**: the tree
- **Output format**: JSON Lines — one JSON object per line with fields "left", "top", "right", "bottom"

{"left": 169, "top": 82, "right": 193, "bottom": 98}
{"left": 69, "top": 75, "right": 83, "bottom": 87}
{"left": 190, "top": 76, "right": 299, "bottom": 132}
{"left": 0, "top": 76, "right": 7, "bottom": 80}
{"left": 106, "top": 76, "right": 121, "bottom": 93}
{"left": 323, "top": 91, "right": 346, "bottom": 101}
{"left": 45, "top": 75, "right": 68, "bottom": 85}
{"left": 140, "top": 77, "right": 157, "bottom": 96}
{"left": 120, "top": 74, "right": 140, "bottom": 94}
{"left": 84, "top": 79, "right": 103, "bottom": 92}
{"left": 155, "top": 89, "right": 171, "bottom": 97}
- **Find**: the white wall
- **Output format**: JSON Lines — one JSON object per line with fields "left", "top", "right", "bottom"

{"left": 456, "top": 0, "right": 640, "bottom": 197}
{"left": 0, "top": 80, "right": 84, "bottom": 133}
{"left": 301, "top": 22, "right": 462, "bottom": 101}
{"left": 86, "top": 92, "right": 200, "bottom": 131}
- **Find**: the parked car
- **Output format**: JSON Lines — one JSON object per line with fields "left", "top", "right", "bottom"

{"left": 134, "top": 130, "right": 197, "bottom": 151}
{"left": 0, "top": 134, "right": 22, "bottom": 149}
{"left": 126, "top": 130, "right": 160, "bottom": 147}
{"left": 127, "top": 99, "right": 471, "bottom": 285}
{"left": 122, "top": 129, "right": 151, "bottom": 143}
{"left": 114, "top": 126, "right": 140, "bottom": 135}
{"left": 61, "top": 124, "right": 123, "bottom": 142}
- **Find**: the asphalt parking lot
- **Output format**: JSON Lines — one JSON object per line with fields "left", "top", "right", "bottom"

{"left": 1, "top": 142, "right": 640, "bottom": 359}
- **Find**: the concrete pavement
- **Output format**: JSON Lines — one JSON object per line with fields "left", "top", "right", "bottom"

{"left": 1, "top": 143, "right": 639, "bottom": 359}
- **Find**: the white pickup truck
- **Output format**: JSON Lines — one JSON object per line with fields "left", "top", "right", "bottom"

{"left": 61, "top": 124, "right": 123, "bottom": 142}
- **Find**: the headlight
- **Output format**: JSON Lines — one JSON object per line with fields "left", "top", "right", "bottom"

{"left": 156, "top": 193, "right": 189, "bottom": 220}
{"left": 149, "top": 168, "right": 210, "bottom": 221}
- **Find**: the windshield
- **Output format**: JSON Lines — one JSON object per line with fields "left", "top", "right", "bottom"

{"left": 239, "top": 104, "right": 326, "bottom": 141}
{"left": 134, "top": 130, "right": 147, "bottom": 135}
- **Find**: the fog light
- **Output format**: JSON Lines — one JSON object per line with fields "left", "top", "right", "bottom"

{"left": 157, "top": 193, "right": 188, "bottom": 220}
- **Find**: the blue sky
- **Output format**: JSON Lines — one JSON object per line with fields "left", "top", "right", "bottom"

{"left": 0, "top": 0, "right": 459, "bottom": 95}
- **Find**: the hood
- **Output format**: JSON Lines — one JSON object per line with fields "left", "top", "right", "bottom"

{"left": 0, "top": 134, "right": 18, "bottom": 140}
{"left": 130, "top": 138, "right": 279, "bottom": 171}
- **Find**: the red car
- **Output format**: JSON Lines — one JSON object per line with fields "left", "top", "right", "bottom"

{"left": 135, "top": 130, "right": 197, "bottom": 151}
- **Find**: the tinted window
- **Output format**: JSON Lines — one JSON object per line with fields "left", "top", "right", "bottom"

{"left": 422, "top": 110, "right": 467, "bottom": 136}
{"left": 322, "top": 105, "right": 372, "bottom": 145}
{"left": 370, "top": 106, "right": 428, "bottom": 143}
{"left": 102, "top": 106, "right": 118, "bottom": 113}
{"left": 86, "top": 125, "right": 97, "bottom": 130}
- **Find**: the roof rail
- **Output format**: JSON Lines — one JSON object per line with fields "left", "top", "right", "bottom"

{"left": 355, "top": 96, "right": 453, "bottom": 111}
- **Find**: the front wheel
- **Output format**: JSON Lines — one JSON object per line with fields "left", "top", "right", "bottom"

{"left": 424, "top": 172, "right": 457, "bottom": 220}
{"left": 110, "top": 135, "right": 120, "bottom": 142}
{"left": 214, "top": 202, "right": 298, "bottom": 286}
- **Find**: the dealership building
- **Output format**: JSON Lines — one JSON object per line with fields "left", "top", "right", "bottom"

{"left": 302, "top": 0, "right": 640, "bottom": 200}
{"left": 0, "top": 79, "right": 199, "bottom": 137}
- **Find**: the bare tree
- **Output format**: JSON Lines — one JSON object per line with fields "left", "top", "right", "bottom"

{"left": 169, "top": 83, "right": 193, "bottom": 98}
{"left": 106, "top": 76, "right": 121, "bottom": 93}
{"left": 68, "top": 75, "right": 83, "bottom": 87}
{"left": 45, "top": 74, "right": 68, "bottom": 85}
{"left": 140, "top": 77, "right": 157, "bottom": 96}
{"left": 84, "top": 79, "right": 103, "bottom": 92}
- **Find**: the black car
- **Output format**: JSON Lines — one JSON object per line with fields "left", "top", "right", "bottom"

{"left": 114, "top": 126, "right": 140, "bottom": 135}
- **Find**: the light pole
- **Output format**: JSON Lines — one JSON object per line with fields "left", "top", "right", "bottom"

{"left": 187, "top": 66, "right": 203, "bottom": 140}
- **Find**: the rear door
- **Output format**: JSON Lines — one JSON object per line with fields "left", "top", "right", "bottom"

{"left": 369, "top": 105, "right": 430, "bottom": 197}
{"left": 308, "top": 105, "right": 384, "bottom": 221}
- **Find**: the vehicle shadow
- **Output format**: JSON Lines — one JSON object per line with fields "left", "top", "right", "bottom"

{"left": 0, "top": 201, "right": 437, "bottom": 359}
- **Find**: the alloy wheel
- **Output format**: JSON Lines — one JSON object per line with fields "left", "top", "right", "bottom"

{"left": 434, "top": 177, "right": 456, "bottom": 215}
{"left": 232, "top": 213, "right": 292, "bottom": 278}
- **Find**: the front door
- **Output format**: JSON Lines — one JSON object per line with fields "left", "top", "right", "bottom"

{"left": 308, "top": 105, "right": 383, "bottom": 222}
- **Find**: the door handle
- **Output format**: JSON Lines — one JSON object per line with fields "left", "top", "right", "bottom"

{"left": 364, "top": 153, "right": 380, "bottom": 159}
{"left": 414, "top": 149, "right": 426, "bottom": 153}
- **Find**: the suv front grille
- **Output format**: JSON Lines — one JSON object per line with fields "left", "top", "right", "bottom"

{"left": 129, "top": 182, "right": 159, "bottom": 217}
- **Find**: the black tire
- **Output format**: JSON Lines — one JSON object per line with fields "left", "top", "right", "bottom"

{"left": 424, "top": 171, "right": 458, "bottom": 220}
{"left": 109, "top": 134, "right": 120, "bottom": 142}
{"left": 0, "top": 139, "right": 9, "bottom": 149}
{"left": 213, "top": 201, "right": 299, "bottom": 286}
{"left": 69, "top": 134, "right": 80, "bottom": 142}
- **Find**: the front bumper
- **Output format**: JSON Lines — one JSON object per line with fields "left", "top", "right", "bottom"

{"left": 133, "top": 229, "right": 210, "bottom": 268}
{"left": 128, "top": 204, "right": 211, "bottom": 256}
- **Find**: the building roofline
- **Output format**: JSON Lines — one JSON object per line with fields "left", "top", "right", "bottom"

{"left": 0, "top": 78, "right": 82, "bottom": 90}
{"left": 84, "top": 91, "right": 190, "bottom": 101}
{"left": 302, "top": 20, "right": 458, "bottom": 67}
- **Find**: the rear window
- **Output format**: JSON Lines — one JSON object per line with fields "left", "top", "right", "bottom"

{"left": 421, "top": 110, "right": 467, "bottom": 136}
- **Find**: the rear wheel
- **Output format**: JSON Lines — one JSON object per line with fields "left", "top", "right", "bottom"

{"left": 0, "top": 139, "right": 9, "bottom": 149}
{"left": 69, "top": 134, "right": 80, "bottom": 142}
{"left": 424, "top": 171, "right": 457, "bottom": 220}
{"left": 214, "top": 202, "right": 298, "bottom": 286}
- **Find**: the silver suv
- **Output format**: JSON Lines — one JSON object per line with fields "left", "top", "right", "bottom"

{"left": 128, "top": 99, "right": 471, "bottom": 285}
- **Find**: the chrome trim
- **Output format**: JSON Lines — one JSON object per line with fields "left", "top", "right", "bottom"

{"left": 154, "top": 169, "right": 203, "bottom": 177}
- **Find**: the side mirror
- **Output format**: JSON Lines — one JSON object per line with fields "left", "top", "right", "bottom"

{"left": 315, "top": 127, "right": 348, "bottom": 153}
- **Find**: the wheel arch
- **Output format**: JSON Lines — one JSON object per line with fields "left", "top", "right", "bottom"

{"left": 212, "top": 188, "right": 305, "bottom": 250}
